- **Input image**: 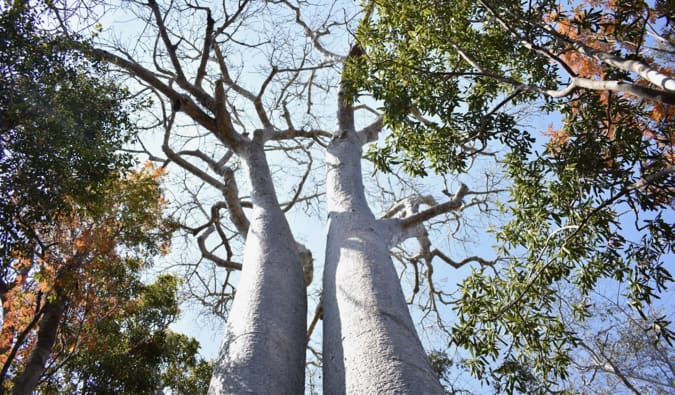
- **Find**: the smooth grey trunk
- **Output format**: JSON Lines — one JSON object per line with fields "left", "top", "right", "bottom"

{"left": 12, "top": 299, "right": 65, "bottom": 395}
{"left": 322, "top": 129, "right": 444, "bottom": 394}
{"left": 208, "top": 137, "right": 307, "bottom": 394}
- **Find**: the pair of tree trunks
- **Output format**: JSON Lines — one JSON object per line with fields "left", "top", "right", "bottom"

{"left": 207, "top": 121, "right": 443, "bottom": 393}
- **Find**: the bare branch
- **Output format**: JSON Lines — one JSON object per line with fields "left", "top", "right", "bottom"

{"left": 272, "top": 0, "right": 346, "bottom": 63}
{"left": 91, "top": 48, "right": 218, "bottom": 132}
{"left": 306, "top": 300, "right": 323, "bottom": 344}
{"left": 357, "top": 117, "right": 383, "bottom": 145}
{"left": 197, "top": 226, "right": 243, "bottom": 270}
{"left": 400, "top": 184, "right": 469, "bottom": 228}
{"left": 148, "top": 0, "right": 186, "bottom": 81}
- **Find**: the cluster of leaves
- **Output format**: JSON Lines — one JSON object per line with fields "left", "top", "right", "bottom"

{"left": 0, "top": 1, "right": 136, "bottom": 263}
{"left": 1, "top": 165, "right": 208, "bottom": 394}
{"left": 354, "top": 0, "right": 674, "bottom": 391}
{"left": 349, "top": 0, "right": 556, "bottom": 175}
{"left": 40, "top": 275, "right": 212, "bottom": 395}
{"left": 454, "top": 90, "right": 674, "bottom": 391}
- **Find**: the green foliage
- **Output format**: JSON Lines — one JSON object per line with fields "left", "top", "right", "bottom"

{"left": 0, "top": 1, "right": 136, "bottom": 261}
{"left": 38, "top": 274, "right": 212, "bottom": 395}
{"left": 354, "top": 0, "right": 674, "bottom": 391}
{"left": 350, "top": 0, "right": 552, "bottom": 175}
{"left": 0, "top": 5, "right": 202, "bottom": 392}
{"left": 0, "top": 164, "right": 188, "bottom": 393}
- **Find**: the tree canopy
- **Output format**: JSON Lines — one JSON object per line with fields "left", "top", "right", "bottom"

{"left": 0, "top": 3, "right": 209, "bottom": 392}
{"left": 352, "top": 0, "right": 674, "bottom": 390}
{"left": 0, "top": 164, "right": 209, "bottom": 394}
{"left": 0, "top": 1, "right": 137, "bottom": 265}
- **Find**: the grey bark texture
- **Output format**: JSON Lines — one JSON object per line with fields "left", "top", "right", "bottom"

{"left": 208, "top": 137, "right": 307, "bottom": 394}
{"left": 322, "top": 128, "right": 444, "bottom": 394}
{"left": 11, "top": 298, "right": 65, "bottom": 395}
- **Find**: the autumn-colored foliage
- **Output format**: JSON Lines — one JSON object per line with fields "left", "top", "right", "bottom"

{"left": 0, "top": 164, "right": 176, "bottom": 391}
{"left": 543, "top": 0, "right": 673, "bottom": 198}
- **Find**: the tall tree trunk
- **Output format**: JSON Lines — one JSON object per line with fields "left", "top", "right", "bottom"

{"left": 11, "top": 254, "right": 82, "bottom": 395}
{"left": 322, "top": 129, "right": 444, "bottom": 393}
{"left": 11, "top": 298, "right": 65, "bottom": 395}
{"left": 208, "top": 136, "right": 307, "bottom": 394}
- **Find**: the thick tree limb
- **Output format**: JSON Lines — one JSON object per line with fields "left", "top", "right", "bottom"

{"left": 215, "top": 80, "right": 248, "bottom": 151}
{"left": 357, "top": 117, "right": 384, "bottom": 145}
{"left": 221, "top": 167, "right": 250, "bottom": 237}
{"left": 92, "top": 48, "right": 219, "bottom": 132}
{"left": 193, "top": 6, "right": 214, "bottom": 88}
{"left": 400, "top": 184, "right": 469, "bottom": 228}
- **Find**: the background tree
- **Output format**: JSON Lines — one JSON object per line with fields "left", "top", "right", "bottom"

{"left": 39, "top": 0, "right": 675, "bottom": 392}
{"left": 0, "top": 165, "right": 195, "bottom": 394}
{"left": 0, "top": 0, "right": 136, "bottom": 303}
{"left": 37, "top": 274, "right": 213, "bottom": 394}
{"left": 351, "top": 0, "right": 674, "bottom": 391}
{"left": 1, "top": 3, "right": 209, "bottom": 393}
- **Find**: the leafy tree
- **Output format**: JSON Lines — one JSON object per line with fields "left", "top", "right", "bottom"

{"left": 0, "top": 0, "right": 136, "bottom": 299}
{"left": 1, "top": 2, "right": 210, "bottom": 393}
{"left": 39, "top": 0, "right": 674, "bottom": 393}
{"left": 352, "top": 0, "right": 674, "bottom": 391}
{"left": 0, "top": 164, "right": 211, "bottom": 394}
{"left": 39, "top": 275, "right": 213, "bottom": 395}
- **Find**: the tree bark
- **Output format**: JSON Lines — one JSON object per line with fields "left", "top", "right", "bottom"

{"left": 11, "top": 298, "right": 65, "bottom": 395}
{"left": 208, "top": 135, "right": 307, "bottom": 394}
{"left": 322, "top": 129, "right": 444, "bottom": 394}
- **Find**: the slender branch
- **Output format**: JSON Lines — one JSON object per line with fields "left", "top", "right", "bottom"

{"left": 273, "top": 0, "right": 346, "bottom": 63}
{"left": 197, "top": 226, "right": 243, "bottom": 270}
{"left": 148, "top": 0, "right": 186, "bottom": 81}
{"left": 270, "top": 128, "right": 332, "bottom": 141}
{"left": 306, "top": 301, "right": 323, "bottom": 344}
{"left": 430, "top": 250, "right": 497, "bottom": 269}
{"left": 476, "top": 0, "right": 576, "bottom": 76}
{"left": 576, "top": 340, "right": 642, "bottom": 395}
{"left": 162, "top": 128, "right": 227, "bottom": 192}
{"left": 283, "top": 146, "right": 313, "bottom": 213}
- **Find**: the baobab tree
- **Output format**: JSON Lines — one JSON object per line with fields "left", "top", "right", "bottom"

{"left": 40, "top": 0, "right": 673, "bottom": 393}
{"left": 41, "top": 0, "right": 489, "bottom": 392}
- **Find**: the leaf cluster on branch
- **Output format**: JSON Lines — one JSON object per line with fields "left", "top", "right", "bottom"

{"left": 352, "top": 0, "right": 674, "bottom": 391}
